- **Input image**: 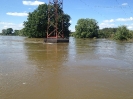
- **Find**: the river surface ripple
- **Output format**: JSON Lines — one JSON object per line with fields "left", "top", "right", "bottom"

{"left": 0, "top": 36, "right": 133, "bottom": 99}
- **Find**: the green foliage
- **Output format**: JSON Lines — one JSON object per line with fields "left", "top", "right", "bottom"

{"left": 2, "top": 28, "right": 13, "bottom": 35}
{"left": 2, "top": 29, "right": 7, "bottom": 35}
{"left": 74, "top": 18, "right": 99, "bottom": 38}
{"left": 23, "top": 4, "right": 71, "bottom": 38}
{"left": 13, "top": 30, "right": 20, "bottom": 35}
{"left": 13, "top": 28, "right": 27, "bottom": 36}
{"left": 98, "top": 28, "right": 117, "bottom": 38}
{"left": 7, "top": 28, "right": 13, "bottom": 35}
{"left": 18, "top": 29, "right": 25, "bottom": 36}
{"left": 114, "top": 25, "right": 130, "bottom": 40}
{"left": 70, "top": 32, "right": 75, "bottom": 37}
{"left": 129, "top": 30, "right": 133, "bottom": 39}
{"left": 62, "top": 14, "right": 71, "bottom": 38}
{"left": 23, "top": 4, "right": 48, "bottom": 38}
{"left": 1, "top": 28, "right": 24, "bottom": 36}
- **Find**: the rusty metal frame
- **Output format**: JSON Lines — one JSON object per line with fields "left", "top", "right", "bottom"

{"left": 47, "top": 0, "right": 64, "bottom": 39}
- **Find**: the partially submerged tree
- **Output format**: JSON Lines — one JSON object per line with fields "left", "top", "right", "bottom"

{"left": 14, "top": 30, "right": 20, "bottom": 35}
{"left": 74, "top": 18, "right": 99, "bottom": 38}
{"left": 114, "top": 25, "right": 130, "bottom": 40}
{"left": 98, "top": 28, "right": 117, "bottom": 38}
{"left": 129, "top": 30, "right": 133, "bottom": 39}
{"left": 23, "top": 4, "right": 71, "bottom": 38}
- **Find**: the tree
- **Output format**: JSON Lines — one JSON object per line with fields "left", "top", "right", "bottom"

{"left": 114, "top": 25, "right": 130, "bottom": 40}
{"left": 2, "top": 28, "right": 13, "bottom": 35}
{"left": 7, "top": 28, "right": 13, "bottom": 35}
{"left": 14, "top": 30, "right": 20, "bottom": 35}
{"left": 129, "top": 30, "right": 133, "bottom": 39}
{"left": 2, "top": 29, "right": 7, "bottom": 35}
{"left": 74, "top": 18, "right": 99, "bottom": 38}
{"left": 23, "top": 4, "right": 71, "bottom": 38}
{"left": 98, "top": 28, "right": 117, "bottom": 38}
{"left": 61, "top": 14, "right": 71, "bottom": 37}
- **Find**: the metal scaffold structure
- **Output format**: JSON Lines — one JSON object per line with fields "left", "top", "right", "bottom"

{"left": 46, "top": 0, "right": 69, "bottom": 43}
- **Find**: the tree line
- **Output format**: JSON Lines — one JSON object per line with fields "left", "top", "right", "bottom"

{"left": 71, "top": 18, "right": 133, "bottom": 40}
{"left": 1, "top": 28, "right": 13, "bottom": 35}
{"left": 0, "top": 28, "right": 23, "bottom": 36}
{"left": 0, "top": 4, "right": 133, "bottom": 41}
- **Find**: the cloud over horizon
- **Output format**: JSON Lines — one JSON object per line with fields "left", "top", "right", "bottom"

{"left": 100, "top": 17, "right": 133, "bottom": 29}
{"left": 22, "top": 1, "right": 45, "bottom": 6}
{"left": 0, "top": 22, "right": 24, "bottom": 32}
{"left": 6, "top": 12, "right": 28, "bottom": 16}
{"left": 103, "top": 17, "right": 133, "bottom": 23}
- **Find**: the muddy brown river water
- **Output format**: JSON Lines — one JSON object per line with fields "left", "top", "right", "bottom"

{"left": 0, "top": 36, "right": 133, "bottom": 99}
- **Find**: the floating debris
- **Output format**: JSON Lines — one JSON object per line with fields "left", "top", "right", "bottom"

{"left": 23, "top": 82, "right": 26, "bottom": 85}
{"left": 6, "top": 74, "right": 8, "bottom": 76}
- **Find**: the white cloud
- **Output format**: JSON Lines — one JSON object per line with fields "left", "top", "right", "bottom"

{"left": 116, "top": 17, "right": 133, "bottom": 22}
{"left": 102, "top": 17, "right": 133, "bottom": 24}
{"left": 103, "top": 19, "right": 114, "bottom": 23}
{"left": 126, "top": 24, "right": 133, "bottom": 29}
{"left": 0, "top": 22, "right": 14, "bottom": 25}
{"left": 127, "top": 26, "right": 133, "bottom": 29}
{"left": 69, "top": 20, "right": 72, "bottom": 23}
{"left": 23, "top": 1, "right": 45, "bottom": 6}
{"left": 6, "top": 12, "right": 28, "bottom": 16}
{"left": 116, "top": 18, "right": 125, "bottom": 21}
{"left": 122, "top": 3, "right": 128, "bottom": 6}
{"left": 100, "top": 17, "right": 133, "bottom": 29}
{"left": 99, "top": 22, "right": 115, "bottom": 29}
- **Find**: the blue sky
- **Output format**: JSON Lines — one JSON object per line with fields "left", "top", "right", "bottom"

{"left": 0, "top": 0, "right": 133, "bottom": 32}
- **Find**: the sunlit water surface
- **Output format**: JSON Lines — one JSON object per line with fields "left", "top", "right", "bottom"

{"left": 0, "top": 36, "right": 133, "bottom": 99}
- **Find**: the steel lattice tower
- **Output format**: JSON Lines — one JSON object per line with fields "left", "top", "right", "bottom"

{"left": 47, "top": 0, "right": 64, "bottom": 39}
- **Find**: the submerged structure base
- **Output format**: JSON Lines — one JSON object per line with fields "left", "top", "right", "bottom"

{"left": 44, "top": 38, "right": 69, "bottom": 43}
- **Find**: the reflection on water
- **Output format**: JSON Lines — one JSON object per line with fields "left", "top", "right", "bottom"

{"left": 0, "top": 36, "right": 133, "bottom": 99}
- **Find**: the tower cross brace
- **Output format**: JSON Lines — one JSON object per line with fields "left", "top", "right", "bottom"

{"left": 47, "top": 0, "right": 64, "bottom": 39}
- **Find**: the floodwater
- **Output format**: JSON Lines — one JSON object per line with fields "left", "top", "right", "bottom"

{"left": 0, "top": 36, "right": 133, "bottom": 99}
